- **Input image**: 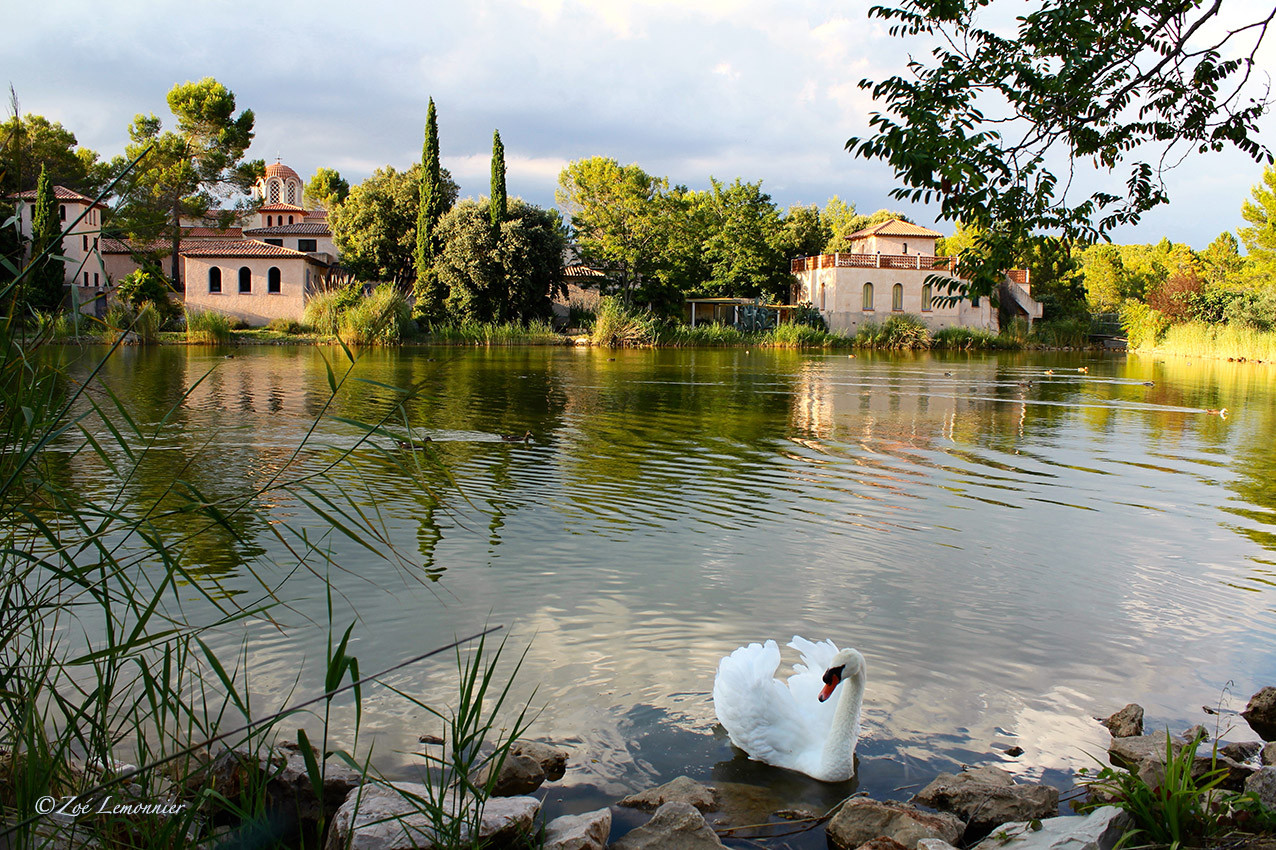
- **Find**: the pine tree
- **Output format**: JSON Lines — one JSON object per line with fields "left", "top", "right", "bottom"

{"left": 490, "top": 130, "right": 507, "bottom": 234}
{"left": 25, "top": 165, "right": 65, "bottom": 314}
{"left": 414, "top": 99, "right": 447, "bottom": 319}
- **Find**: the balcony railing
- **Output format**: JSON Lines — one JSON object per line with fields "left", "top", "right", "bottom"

{"left": 790, "top": 253, "right": 1029, "bottom": 288}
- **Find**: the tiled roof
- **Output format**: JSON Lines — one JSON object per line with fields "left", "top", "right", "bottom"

{"left": 243, "top": 222, "right": 331, "bottom": 236}
{"left": 847, "top": 219, "right": 944, "bottom": 240}
{"left": 258, "top": 202, "right": 307, "bottom": 213}
{"left": 180, "top": 239, "right": 323, "bottom": 260}
{"left": 304, "top": 209, "right": 328, "bottom": 221}
{"left": 564, "top": 263, "right": 606, "bottom": 278}
{"left": 6, "top": 185, "right": 108, "bottom": 209}
{"left": 185, "top": 226, "right": 243, "bottom": 238}
{"left": 100, "top": 235, "right": 240, "bottom": 254}
{"left": 264, "top": 162, "right": 301, "bottom": 181}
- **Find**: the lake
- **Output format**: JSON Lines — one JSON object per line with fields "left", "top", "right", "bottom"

{"left": 47, "top": 343, "right": 1276, "bottom": 841}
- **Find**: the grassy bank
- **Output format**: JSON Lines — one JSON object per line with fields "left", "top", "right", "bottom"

{"left": 1130, "top": 319, "right": 1276, "bottom": 363}
{"left": 420, "top": 319, "right": 566, "bottom": 345}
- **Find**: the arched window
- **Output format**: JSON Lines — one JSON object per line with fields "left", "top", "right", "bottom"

{"left": 267, "top": 215, "right": 273, "bottom": 227}
{"left": 862, "top": 282, "right": 874, "bottom": 311}
{"left": 902, "top": 242, "right": 909, "bottom": 254}
{"left": 286, "top": 183, "right": 296, "bottom": 204}
{"left": 921, "top": 283, "right": 932, "bottom": 312}
{"left": 892, "top": 283, "right": 904, "bottom": 311}
{"left": 238, "top": 267, "right": 252, "bottom": 293}
{"left": 267, "top": 267, "right": 281, "bottom": 293}
{"left": 287, "top": 215, "right": 294, "bottom": 224}
{"left": 268, "top": 180, "right": 280, "bottom": 203}
{"left": 209, "top": 267, "right": 222, "bottom": 293}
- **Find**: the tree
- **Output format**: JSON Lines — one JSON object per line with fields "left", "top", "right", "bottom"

{"left": 847, "top": 0, "right": 1274, "bottom": 298}
{"left": 490, "top": 130, "right": 507, "bottom": 233}
{"left": 23, "top": 165, "right": 65, "bottom": 314}
{"left": 778, "top": 204, "right": 830, "bottom": 259}
{"left": 434, "top": 198, "right": 565, "bottom": 324}
{"left": 826, "top": 207, "right": 913, "bottom": 253}
{"left": 1, "top": 113, "right": 106, "bottom": 196}
{"left": 1082, "top": 245, "right": 1133, "bottom": 313}
{"left": 1240, "top": 164, "right": 1276, "bottom": 284}
{"left": 415, "top": 99, "right": 449, "bottom": 318}
{"left": 696, "top": 177, "right": 791, "bottom": 301}
{"left": 116, "top": 79, "right": 259, "bottom": 285}
{"left": 1200, "top": 232, "right": 1246, "bottom": 291}
{"left": 332, "top": 164, "right": 458, "bottom": 287}
{"left": 556, "top": 157, "right": 676, "bottom": 305}
{"left": 305, "top": 168, "right": 349, "bottom": 209}
{"left": 821, "top": 197, "right": 858, "bottom": 252}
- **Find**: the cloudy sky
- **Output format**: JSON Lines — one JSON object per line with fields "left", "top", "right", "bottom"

{"left": 10, "top": 0, "right": 1274, "bottom": 248}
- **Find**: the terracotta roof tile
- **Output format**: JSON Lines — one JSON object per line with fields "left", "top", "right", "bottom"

{"left": 258, "top": 202, "right": 307, "bottom": 213}
{"left": 100, "top": 235, "right": 241, "bottom": 254}
{"left": 180, "top": 239, "right": 323, "bottom": 260}
{"left": 264, "top": 162, "right": 301, "bottom": 181}
{"left": 847, "top": 219, "right": 944, "bottom": 240}
{"left": 6, "top": 185, "right": 108, "bottom": 209}
{"left": 243, "top": 222, "right": 331, "bottom": 236}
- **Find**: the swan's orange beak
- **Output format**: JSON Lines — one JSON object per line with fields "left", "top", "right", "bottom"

{"left": 818, "top": 673, "right": 840, "bottom": 702}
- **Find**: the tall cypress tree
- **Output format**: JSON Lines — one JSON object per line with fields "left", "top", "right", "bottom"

{"left": 25, "top": 165, "right": 65, "bottom": 313}
{"left": 490, "top": 129, "right": 507, "bottom": 234}
{"left": 415, "top": 99, "right": 446, "bottom": 318}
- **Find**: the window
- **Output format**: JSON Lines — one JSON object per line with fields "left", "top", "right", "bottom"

{"left": 862, "top": 282, "right": 874, "bottom": 311}
{"left": 921, "top": 283, "right": 933, "bottom": 312}
{"left": 297, "top": 238, "right": 317, "bottom": 253}
{"left": 268, "top": 180, "right": 280, "bottom": 203}
{"left": 84, "top": 272, "right": 89, "bottom": 286}
{"left": 892, "top": 283, "right": 904, "bottom": 311}
{"left": 971, "top": 296, "right": 980, "bottom": 307}
{"left": 902, "top": 242, "right": 908, "bottom": 254}
{"left": 209, "top": 267, "right": 222, "bottom": 293}
{"left": 83, "top": 235, "right": 88, "bottom": 250}
{"left": 239, "top": 267, "right": 251, "bottom": 293}
{"left": 60, "top": 205, "right": 66, "bottom": 221}
{"left": 94, "top": 273, "right": 99, "bottom": 286}
{"left": 267, "top": 267, "right": 281, "bottom": 293}
{"left": 267, "top": 215, "right": 273, "bottom": 227}
{"left": 264, "top": 238, "right": 284, "bottom": 247}
{"left": 287, "top": 215, "right": 294, "bottom": 224}
{"left": 286, "top": 183, "right": 296, "bottom": 204}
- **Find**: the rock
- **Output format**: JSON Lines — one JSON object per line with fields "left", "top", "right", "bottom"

{"left": 917, "top": 840, "right": 959, "bottom": 850}
{"left": 854, "top": 838, "right": 911, "bottom": 850}
{"left": 1107, "top": 734, "right": 1183, "bottom": 771}
{"left": 1182, "top": 725, "right": 1210, "bottom": 743}
{"left": 483, "top": 752, "right": 546, "bottom": 797}
{"left": 544, "top": 808, "right": 611, "bottom": 850}
{"left": 826, "top": 798, "right": 965, "bottom": 850}
{"left": 1220, "top": 742, "right": 1262, "bottom": 763}
{"left": 418, "top": 734, "right": 444, "bottom": 746}
{"left": 1134, "top": 747, "right": 1254, "bottom": 793}
{"left": 1100, "top": 705, "right": 1144, "bottom": 738}
{"left": 324, "top": 782, "right": 539, "bottom": 850}
{"left": 1243, "top": 688, "right": 1276, "bottom": 741}
{"left": 619, "top": 776, "right": 717, "bottom": 813}
{"left": 972, "top": 806, "right": 1130, "bottom": 850}
{"left": 912, "top": 766, "right": 1058, "bottom": 840}
{"left": 610, "top": 801, "right": 725, "bottom": 849}
{"left": 1264, "top": 743, "right": 1276, "bottom": 766}
{"left": 512, "top": 740, "right": 568, "bottom": 781}
{"left": 1245, "top": 766, "right": 1276, "bottom": 809}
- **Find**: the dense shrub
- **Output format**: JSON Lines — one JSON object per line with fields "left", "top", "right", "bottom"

{"left": 266, "top": 317, "right": 309, "bottom": 334}
{"left": 338, "top": 283, "right": 413, "bottom": 345}
{"left": 1145, "top": 268, "right": 1204, "bottom": 322}
{"left": 1030, "top": 317, "right": 1090, "bottom": 347}
{"left": 857, "top": 314, "right": 931, "bottom": 349}
{"left": 591, "top": 296, "right": 657, "bottom": 347}
{"left": 185, "top": 308, "right": 232, "bottom": 344}
{"left": 1222, "top": 289, "right": 1276, "bottom": 331}
{"left": 116, "top": 267, "right": 179, "bottom": 322}
{"left": 1121, "top": 302, "right": 1171, "bottom": 349}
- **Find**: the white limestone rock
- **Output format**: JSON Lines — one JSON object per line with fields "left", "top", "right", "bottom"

{"left": 543, "top": 808, "right": 611, "bottom": 850}
{"left": 972, "top": 807, "right": 1130, "bottom": 850}
{"left": 323, "top": 782, "right": 539, "bottom": 850}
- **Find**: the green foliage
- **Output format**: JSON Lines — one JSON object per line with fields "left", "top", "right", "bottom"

{"left": 422, "top": 319, "right": 563, "bottom": 345}
{"left": 266, "top": 316, "right": 308, "bottom": 334}
{"left": 1121, "top": 302, "right": 1171, "bottom": 349}
{"left": 847, "top": 0, "right": 1270, "bottom": 299}
{"left": 779, "top": 203, "right": 829, "bottom": 258}
{"left": 821, "top": 196, "right": 859, "bottom": 252}
{"left": 1080, "top": 732, "right": 1228, "bottom": 850}
{"left": 23, "top": 165, "right": 65, "bottom": 315}
{"left": 1153, "top": 321, "right": 1276, "bottom": 362}
{"left": 338, "top": 283, "right": 413, "bottom": 345}
{"left": 790, "top": 302, "right": 828, "bottom": 331}
{"left": 304, "top": 167, "right": 349, "bottom": 209}
{"left": 0, "top": 113, "right": 106, "bottom": 196}
{"left": 591, "top": 295, "right": 657, "bottom": 347}
{"left": 333, "top": 163, "right": 458, "bottom": 290}
{"left": 415, "top": 98, "right": 448, "bottom": 318}
{"left": 115, "top": 78, "right": 259, "bottom": 285}
{"left": 1201, "top": 232, "right": 1246, "bottom": 291}
{"left": 1146, "top": 268, "right": 1205, "bottom": 324}
{"left": 1082, "top": 245, "right": 1136, "bottom": 313}
{"left": 1240, "top": 164, "right": 1276, "bottom": 284}
{"left": 857, "top": 314, "right": 932, "bottom": 349}
{"left": 1222, "top": 289, "right": 1276, "bottom": 332}
{"left": 1030, "top": 318, "right": 1090, "bottom": 348}
{"left": 931, "top": 326, "right": 1005, "bottom": 350}
{"left": 736, "top": 300, "right": 777, "bottom": 333}
{"left": 303, "top": 287, "right": 352, "bottom": 337}
{"left": 184, "top": 307, "right": 232, "bottom": 343}
{"left": 490, "top": 129, "right": 507, "bottom": 233}
{"left": 434, "top": 198, "right": 565, "bottom": 325}
{"left": 696, "top": 177, "right": 790, "bottom": 302}
{"left": 115, "top": 265, "right": 177, "bottom": 322}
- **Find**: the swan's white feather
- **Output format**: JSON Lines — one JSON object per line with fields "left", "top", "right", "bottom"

{"left": 712, "top": 636, "right": 842, "bottom": 776}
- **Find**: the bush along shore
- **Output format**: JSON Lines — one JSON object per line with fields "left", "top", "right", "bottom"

{"left": 26, "top": 683, "right": 1273, "bottom": 849}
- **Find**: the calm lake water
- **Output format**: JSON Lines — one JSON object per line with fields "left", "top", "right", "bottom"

{"left": 47, "top": 343, "right": 1276, "bottom": 842}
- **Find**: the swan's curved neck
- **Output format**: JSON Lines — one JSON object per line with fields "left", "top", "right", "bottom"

{"left": 820, "top": 672, "right": 864, "bottom": 779}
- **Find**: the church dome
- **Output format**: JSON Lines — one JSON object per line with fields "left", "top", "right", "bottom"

{"left": 264, "top": 161, "right": 301, "bottom": 182}
{"left": 257, "top": 160, "right": 305, "bottom": 207}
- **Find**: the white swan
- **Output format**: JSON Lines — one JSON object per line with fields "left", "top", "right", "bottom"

{"left": 712, "top": 636, "right": 865, "bottom": 782}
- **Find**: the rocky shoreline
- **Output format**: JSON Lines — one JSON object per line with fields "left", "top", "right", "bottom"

{"left": 176, "top": 686, "right": 1276, "bottom": 849}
